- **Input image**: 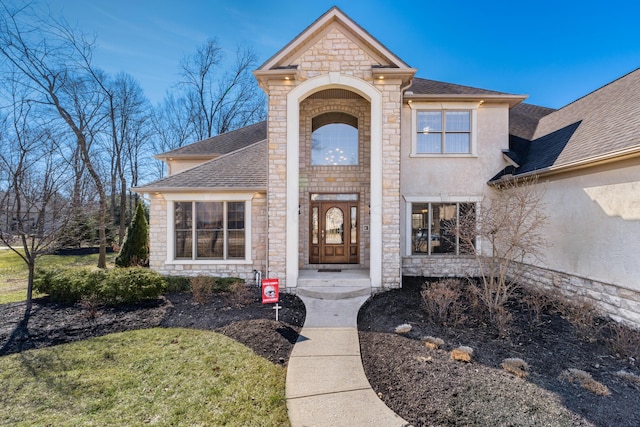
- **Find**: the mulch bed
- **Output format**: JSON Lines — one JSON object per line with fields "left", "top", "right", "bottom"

{"left": 358, "top": 277, "right": 640, "bottom": 427}
{"left": 0, "top": 286, "right": 305, "bottom": 366}
{"left": 3, "top": 278, "right": 640, "bottom": 426}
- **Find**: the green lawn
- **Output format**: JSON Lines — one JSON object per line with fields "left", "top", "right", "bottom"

{"left": 0, "top": 328, "right": 290, "bottom": 426}
{"left": 0, "top": 250, "right": 116, "bottom": 304}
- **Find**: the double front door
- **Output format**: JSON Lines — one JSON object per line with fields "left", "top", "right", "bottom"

{"left": 309, "top": 199, "right": 359, "bottom": 264}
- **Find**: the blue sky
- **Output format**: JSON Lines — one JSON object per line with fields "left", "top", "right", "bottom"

{"left": 48, "top": 0, "right": 639, "bottom": 109}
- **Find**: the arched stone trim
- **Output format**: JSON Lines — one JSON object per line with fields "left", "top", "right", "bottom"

{"left": 286, "top": 73, "right": 383, "bottom": 288}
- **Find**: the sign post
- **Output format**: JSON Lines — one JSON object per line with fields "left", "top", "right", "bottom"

{"left": 261, "top": 278, "right": 281, "bottom": 320}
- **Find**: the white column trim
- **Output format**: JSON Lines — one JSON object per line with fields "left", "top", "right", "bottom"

{"left": 286, "top": 74, "right": 383, "bottom": 288}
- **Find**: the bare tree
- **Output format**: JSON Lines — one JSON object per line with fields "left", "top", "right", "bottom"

{"left": 0, "top": 2, "right": 111, "bottom": 267}
{"left": 0, "top": 85, "right": 70, "bottom": 322}
{"left": 179, "top": 39, "right": 265, "bottom": 140}
{"left": 454, "top": 177, "right": 548, "bottom": 329}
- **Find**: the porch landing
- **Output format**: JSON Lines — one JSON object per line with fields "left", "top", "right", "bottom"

{"left": 296, "top": 269, "right": 371, "bottom": 299}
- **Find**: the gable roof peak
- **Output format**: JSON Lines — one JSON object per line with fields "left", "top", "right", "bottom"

{"left": 258, "top": 6, "right": 411, "bottom": 71}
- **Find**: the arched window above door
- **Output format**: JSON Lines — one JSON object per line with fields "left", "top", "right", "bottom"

{"left": 311, "top": 112, "right": 358, "bottom": 166}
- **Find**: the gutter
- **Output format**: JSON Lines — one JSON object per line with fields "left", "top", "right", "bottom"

{"left": 131, "top": 187, "right": 267, "bottom": 194}
{"left": 490, "top": 145, "right": 640, "bottom": 185}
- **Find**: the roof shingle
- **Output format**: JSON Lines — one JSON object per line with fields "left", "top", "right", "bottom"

{"left": 157, "top": 121, "right": 267, "bottom": 158}
{"left": 135, "top": 140, "right": 267, "bottom": 191}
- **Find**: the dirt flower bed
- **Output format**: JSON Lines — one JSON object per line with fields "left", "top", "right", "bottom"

{"left": 358, "top": 277, "right": 640, "bottom": 427}
{"left": 0, "top": 285, "right": 305, "bottom": 365}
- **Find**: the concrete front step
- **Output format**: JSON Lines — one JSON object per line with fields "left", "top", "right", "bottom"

{"left": 297, "top": 286, "right": 371, "bottom": 300}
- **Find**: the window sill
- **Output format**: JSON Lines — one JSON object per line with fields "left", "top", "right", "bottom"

{"left": 409, "top": 153, "right": 477, "bottom": 158}
{"left": 165, "top": 259, "right": 252, "bottom": 265}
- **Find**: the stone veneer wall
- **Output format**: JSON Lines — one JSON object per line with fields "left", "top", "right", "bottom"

{"left": 516, "top": 263, "right": 640, "bottom": 327}
{"left": 148, "top": 192, "right": 267, "bottom": 281}
{"left": 298, "top": 96, "right": 371, "bottom": 269}
{"left": 402, "top": 256, "right": 480, "bottom": 278}
{"left": 266, "top": 27, "right": 403, "bottom": 289}
{"left": 402, "top": 254, "right": 640, "bottom": 327}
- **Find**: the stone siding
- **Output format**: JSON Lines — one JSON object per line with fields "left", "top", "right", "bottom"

{"left": 517, "top": 263, "right": 640, "bottom": 328}
{"left": 298, "top": 96, "right": 371, "bottom": 268}
{"left": 402, "top": 256, "right": 480, "bottom": 278}
{"left": 148, "top": 193, "right": 267, "bottom": 281}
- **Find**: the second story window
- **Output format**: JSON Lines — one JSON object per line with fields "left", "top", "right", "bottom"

{"left": 311, "top": 112, "right": 359, "bottom": 166}
{"left": 416, "top": 110, "right": 471, "bottom": 154}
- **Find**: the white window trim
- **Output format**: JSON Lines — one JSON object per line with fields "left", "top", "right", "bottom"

{"left": 164, "top": 192, "right": 253, "bottom": 265}
{"left": 409, "top": 102, "right": 480, "bottom": 157}
{"left": 404, "top": 195, "right": 482, "bottom": 256}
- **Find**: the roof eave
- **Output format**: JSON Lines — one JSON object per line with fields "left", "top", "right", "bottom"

{"left": 132, "top": 186, "right": 267, "bottom": 194}
{"left": 405, "top": 93, "right": 528, "bottom": 108}
{"left": 153, "top": 154, "right": 219, "bottom": 161}
{"left": 489, "top": 145, "right": 640, "bottom": 185}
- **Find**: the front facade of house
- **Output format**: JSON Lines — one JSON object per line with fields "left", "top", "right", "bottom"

{"left": 135, "top": 8, "right": 640, "bottom": 326}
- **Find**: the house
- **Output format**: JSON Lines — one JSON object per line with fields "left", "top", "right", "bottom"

{"left": 134, "top": 7, "right": 640, "bottom": 326}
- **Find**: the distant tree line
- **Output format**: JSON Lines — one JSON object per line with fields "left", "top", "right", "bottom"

{"left": 0, "top": 0, "right": 265, "bottom": 320}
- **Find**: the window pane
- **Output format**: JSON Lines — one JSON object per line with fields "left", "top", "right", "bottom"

{"left": 417, "top": 111, "right": 442, "bottom": 132}
{"left": 350, "top": 206, "right": 357, "bottom": 244}
{"left": 459, "top": 203, "right": 476, "bottom": 254}
{"left": 175, "top": 202, "right": 192, "bottom": 229}
{"left": 227, "top": 230, "right": 245, "bottom": 258}
{"left": 197, "top": 230, "right": 223, "bottom": 258}
{"left": 175, "top": 230, "right": 192, "bottom": 259}
{"left": 445, "top": 111, "right": 470, "bottom": 132}
{"left": 325, "top": 207, "right": 344, "bottom": 244}
{"left": 175, "top": 202, "right": 192, "bottom": 259}
{"left": 227, "top": 202, "right": 245, "bottom": 230}
{"left": 196, "top": 202, "right": 223, "bottom": 259}
{"left": 412, "top": 203, "right": 429, "bottom": 254}
{"left": 312, "top": 123, "right": 358, "bottom": 165}
{"left": 417, "top": 133, "right": 442, "bottom": 153}
{"left": 312, "top": 207, "right": 319, "bottom": 244}
{"left": 431, "top": 204, "right": 456, "bottom": 254}
{"left": 445, "top": 133, "right": 470, "bottom": 153}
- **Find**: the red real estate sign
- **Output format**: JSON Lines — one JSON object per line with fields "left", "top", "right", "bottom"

{"left": 261, "top": 278, "right": 279, "bottom": 304}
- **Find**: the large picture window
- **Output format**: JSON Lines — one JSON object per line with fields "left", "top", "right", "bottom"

{"left": 411, "top": 202, "right": 475, "bottom": 255}
{"left": 175, "top": 201, "right": 245, "bottom": 260}
{"left": 416, "top": 110, "right": 471, "bottom": 154}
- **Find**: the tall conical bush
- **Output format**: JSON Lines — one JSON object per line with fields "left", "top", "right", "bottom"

{"left": 115, "top": 201, "right": 150, "bottom": 267}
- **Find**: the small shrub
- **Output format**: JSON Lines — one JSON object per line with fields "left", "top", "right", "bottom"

{"left": 552, "top": 293, "right": 599, "bottom": 340}
{"left": 421, "top": 279, "right": 467, "bottom": 327}
{"left": 115, "top": 201, "right": 149, "bottom": 267}
{"left": 224, "top": 281, "right": 252, "bottom": 307}
{"left": 34, "top": 266, "right": 164, "bottom": 305}
{"left": 616, "top": 370, "right": 640, "bottom": 386}
{"left": 423, "top": 336, "right": 444, "bottom": 350}
{"left": 395, "top": 323, "right": 412, "bottom": 335}
{"left": 451, "top": 346, "right": 473, "bottom": 362}
{"left": 79, "top": 294, "right": 102, "bottom": 319}
{"left": 163, "top": 275, "right": 191, "bottom": 293}
{"left": 190, "top": 276, "right": 243, "bottom": 304}
{"left": 501, "top": 358, "right": 530, "bottom": 378}
{"left": 190, "top": 276, "right": 214, "bottom": 304}
{"left": 522, "top": 287, "right": 554, "bottom": 323}
{"left": 558, "top": 368, "right": 610, "bottom": 396}
{"left": 603, "top": 322, "right": 640, "bottom": 359}
{"left": 99, "top": 268, "right": 165, "bottom": 304}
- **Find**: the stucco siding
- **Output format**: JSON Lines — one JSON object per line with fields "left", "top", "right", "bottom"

{"left": 534, "top": 159, "right": 640, "bottom": 298}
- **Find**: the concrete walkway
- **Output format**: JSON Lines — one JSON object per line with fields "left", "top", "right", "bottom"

{"left": 286, "top": 294, "right": 411, "bottom": 427}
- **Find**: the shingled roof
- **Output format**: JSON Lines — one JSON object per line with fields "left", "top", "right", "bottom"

{"left": 409, "top": 77, "right": 508, "bottom": 96}
{"left": 134, "top": 140, "right": 267, "bottom": 192}
{"left": 509, "top": 103, "right": 556, "bottom": 140}
{"left": 156, "top": 121, "right": 267, "bottom": 159}
{"left": 492, "top": 68, "right": 640, "bottom": 182}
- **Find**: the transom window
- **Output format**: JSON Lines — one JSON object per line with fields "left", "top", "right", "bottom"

{"left": 174, "top": 201, "right": 245, "bottom": 260}
{"left": 311, "top": 112, "right": 358, "bottom": 165}
{"left": 416, "top": 110, "right": 471, "bottom": 154}
{"left": 411, "top": 202, "right": 475, "bottom": 255}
